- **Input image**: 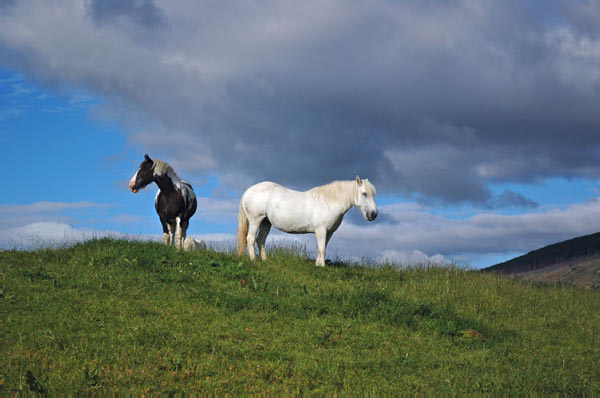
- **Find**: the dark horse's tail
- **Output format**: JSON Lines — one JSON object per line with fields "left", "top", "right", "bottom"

{"left": 237, "top": 199, "right": 248, "bottom": 257}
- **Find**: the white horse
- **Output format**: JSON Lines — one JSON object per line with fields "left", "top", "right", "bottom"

{"left": 237, "top": 176, "right": 377, "bottom": 266}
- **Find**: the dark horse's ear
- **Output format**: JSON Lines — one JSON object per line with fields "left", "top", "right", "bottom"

{"left": 144, "top": 154, "right": 152, "bottom": 162}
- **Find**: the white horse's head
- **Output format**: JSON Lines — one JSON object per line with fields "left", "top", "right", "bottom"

{"left": 355, "top": 176, "right": 378, "bottom": 221}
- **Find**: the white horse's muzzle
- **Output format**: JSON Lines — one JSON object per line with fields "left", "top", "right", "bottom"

{"left": 366, "top": 210, "right": 378, "bottom": 221}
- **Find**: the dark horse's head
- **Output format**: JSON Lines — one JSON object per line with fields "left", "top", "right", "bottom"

{"left": 129, "top": 154, "right": 155, "bottom": 193}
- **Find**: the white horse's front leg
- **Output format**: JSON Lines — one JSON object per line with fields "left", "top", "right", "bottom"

{"left": 315, "top": 228, "right": 327, "bottom": 267}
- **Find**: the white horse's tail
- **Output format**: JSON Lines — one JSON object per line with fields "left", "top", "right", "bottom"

{"left": 237, "top": 198, "right": 248, "bottom": 257}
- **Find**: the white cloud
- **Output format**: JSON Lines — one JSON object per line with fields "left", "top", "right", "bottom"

{"left": 0, "top": 201, "right": 115, "bottom": 228}
{"left": 0, "top": 221, "right": 117, "bottom": 249}
{"left": 323, "top": 199, "right": 600, "bottom": 266}
{"left": 375, "top": 249, "right": 448, "bottom": 267}
{"left": 3, "top": 194, "right": 600, "bottom": 268}
{"left": 0, "top": 201, "right": 135, "bottom": 249}
{"left": 2, "top": 196, "right": 600, "bottom": 267}
{"left": 183, "top": 195, "right": 600, "bottom": 267}
{"left": 194, "top": 197, "right": 239, "bottom": 223}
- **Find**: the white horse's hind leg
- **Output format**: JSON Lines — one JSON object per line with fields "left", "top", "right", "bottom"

{"left": 315, "top": 227, "right": 327, "bottom": 267}
{"left": 246, "top": 219, "right": 260, "bottom": 261}
{"left": 256, "top": 218, "right": 272, "bottom": 261}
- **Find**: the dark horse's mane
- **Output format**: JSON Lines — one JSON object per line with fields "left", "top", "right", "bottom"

{"left": 152, "top": 159, "right": 175, "bottom": 178}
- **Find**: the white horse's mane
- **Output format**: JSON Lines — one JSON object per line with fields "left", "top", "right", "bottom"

{"left": 310, "top": 179, "right": 375, "bottom": 206}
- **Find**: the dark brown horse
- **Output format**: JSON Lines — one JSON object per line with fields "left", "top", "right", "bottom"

{"left": 129, "top": 154, "right": 197, "bottom": 249}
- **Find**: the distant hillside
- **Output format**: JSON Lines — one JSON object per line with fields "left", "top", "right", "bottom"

{"left": 483, "top": 232, "right": 600, "bottom": 290}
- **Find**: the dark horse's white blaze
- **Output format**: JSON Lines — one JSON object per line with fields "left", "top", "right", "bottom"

{"left": 129, "top": 154, "right": 197, "bottom": 249}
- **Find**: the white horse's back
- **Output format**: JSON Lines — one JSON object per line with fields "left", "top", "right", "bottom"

{"left": 242, "top": 181, "right": 319, "bottom": 234}
{"left": 241, "top": 181, "right": 284, "bottom": 220}
{"left": 238, "top": 177, "right": 377, "bottom": 266}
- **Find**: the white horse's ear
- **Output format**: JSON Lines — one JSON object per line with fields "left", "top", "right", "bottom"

{"left": 356, "top": 175, "right": 362, "bottom": 186}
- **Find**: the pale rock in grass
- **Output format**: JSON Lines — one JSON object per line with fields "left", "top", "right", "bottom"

{"left": 184, "top": 237, "right": 207, "bottom": 252}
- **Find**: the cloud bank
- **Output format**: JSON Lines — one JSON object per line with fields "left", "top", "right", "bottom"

{"left": 1, "top": 0, "right": 599, "bottom": 206}
{"left": 4, "top": 198, "right": 600, "bottom": 267}
{"left": 330, "top": 199, "right": 600, "bottom": 264}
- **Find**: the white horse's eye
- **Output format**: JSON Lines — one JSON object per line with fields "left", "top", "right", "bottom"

{"left": 362, "top": 192, "right": 367, "bottom": 197}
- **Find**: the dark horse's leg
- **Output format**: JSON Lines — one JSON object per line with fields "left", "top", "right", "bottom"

{"left": 161, "top": 217, "right": 176, "bottom": 247}
{"left": 168, "top": 221, "right": 176, "bottom": 247}
{"left": 179, "top": 218, "right": 189, "bottom": 250}
{"left": 160, "top": 218, "right": 171, "bottom": 245}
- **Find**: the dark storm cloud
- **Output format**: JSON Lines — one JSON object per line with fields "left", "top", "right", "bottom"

{"left": 2, "top": 0, "right": 600, "bottom": 206}
{"left": 564, "top": 1, "right": 600, "bottom": 38}
{"left": 86, "top": 0, "right": 167, "bottom": 28}
{"left": 0, "top": 0, "right": 15, "bottom": 12}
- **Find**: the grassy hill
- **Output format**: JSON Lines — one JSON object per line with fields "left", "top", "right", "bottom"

{"left": 483, "top": 232, "right": 600, "bottom": 290}
{"left": 1, "top": 239, "right": 599, "bottom": 394}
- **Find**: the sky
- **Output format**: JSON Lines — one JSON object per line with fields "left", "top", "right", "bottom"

{"left": 1, "top": 0, "right": 600, "bottom": 268}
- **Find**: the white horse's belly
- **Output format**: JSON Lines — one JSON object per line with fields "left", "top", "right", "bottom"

{"left": 267, "top": 192, "right": 315, "bottom": 233}
{"left": 268, "top": 210, "right": 314, "bottom": 233}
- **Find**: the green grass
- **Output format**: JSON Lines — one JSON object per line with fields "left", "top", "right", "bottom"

{"left": 1, "top": 238, "right": 599, "bottom": 394}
